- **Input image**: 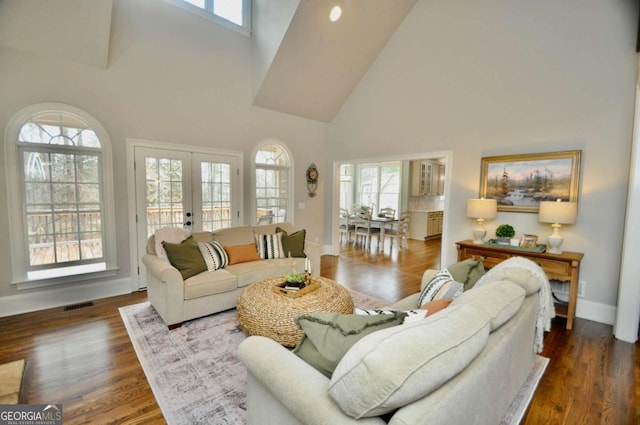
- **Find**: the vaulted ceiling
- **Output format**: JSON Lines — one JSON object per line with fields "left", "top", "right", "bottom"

{"left": 0, "top": 0, "right": 416, "bottom": 124}
{"left": 252, "top": 0, "right": 417, "bottom": 123}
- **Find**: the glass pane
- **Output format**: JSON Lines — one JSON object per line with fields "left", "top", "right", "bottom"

{"left": 81, "top": 233, "right": 103, "bottom": 259}
{"left": 51, "top": 153, "right": 76, "bottom": 182}
{"left": 76, "top": 155, "right": 99, "bottom": 182}
{"left": 52, "top": 183, "right": 76, "bottom": 204}
{"left": 185, "top": 0, "right": 205, "bottom": 8}
{"left": 23, "top": 151, "right": 50, "bottom": 181}
{"left": 78, "top": 184, "right": 100, "bottom": 203}
{"left": 214, "top": 0, "right": 243, "bottom": 25}
{"left": 20, "top": 112, "right": 101, "bottom": 148}
{"left": 146, "top": 157, "right": 158, "bottom": 180}
{"left": 25, "top": 183, "right": 51, "bottom": 204}
{"left": 79, "top": 207, "right": 102, "bottom": 233}
{"left": 29, "top": 234, "right": 54, "bottom": 266}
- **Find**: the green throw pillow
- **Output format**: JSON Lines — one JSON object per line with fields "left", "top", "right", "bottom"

{"left": 448, "top": 257, "right": 485, "bottom": 291}
{"left": 293, "top": 311, "right": 407, "bottom": 378}
{"left": 162, "top": 236, "right": 207, "bottom": 280}
{"left": 276, "top": 227, "right": 306, "bottom": 258}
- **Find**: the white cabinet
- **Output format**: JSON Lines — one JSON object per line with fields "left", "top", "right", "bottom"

{"left": 426, "top": 211, "right": 444, "bottom": 238}
{"left": 410, "top": 161, "right": 445, "bottom": 196}
{"left": 409, "top": 210, "right": 443, "bottom": 240}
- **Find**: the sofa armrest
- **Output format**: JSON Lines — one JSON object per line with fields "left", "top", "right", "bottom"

{"left": 141, "top": 253, "right": 185, "bottom": 326}
{"left": 238, "top": 336, "right": 385, "bottom": 425}
{"left": 305, "top": 241, "right": 322, "bottom": 277}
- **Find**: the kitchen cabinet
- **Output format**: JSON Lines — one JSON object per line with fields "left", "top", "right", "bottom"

{"left": 410, "top": 160, "right": 445, "bottom": 196}
{"left": 409, "top": 210, "right": 443, "bottom": 239}
{"left": 426, "top": 211, "right": 443, "bottom": 238}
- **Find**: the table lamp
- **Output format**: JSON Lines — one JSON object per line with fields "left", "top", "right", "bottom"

{"left": 538, "top": 199, "right": 577, "bottom": 254}
{"left": 466, "top": 198, "right": 497, "bottom": 244}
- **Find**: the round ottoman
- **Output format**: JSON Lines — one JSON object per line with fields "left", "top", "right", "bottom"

{"left": 237, "top": 276, "right": 354, "bottom": 347}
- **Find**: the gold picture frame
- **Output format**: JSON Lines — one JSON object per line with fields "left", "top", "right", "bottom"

{"left": 520, "top": 234, "right": 538, "bottom": 248}
{"left": 479, "top": 150, "right": 581, "bottom": 213}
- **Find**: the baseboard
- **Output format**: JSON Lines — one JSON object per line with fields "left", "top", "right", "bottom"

{"left": 575, "top": 298, "right": 616, "bottom": 325}
{"left": 0, "top": 277, "right": 133, "bottom": 318}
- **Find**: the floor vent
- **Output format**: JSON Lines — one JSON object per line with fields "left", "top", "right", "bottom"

{"left": 63, "top": 301, "right": 94, "bottom": 311}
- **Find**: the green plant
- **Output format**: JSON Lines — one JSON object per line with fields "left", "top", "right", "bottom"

{"left": 285, "top": 271, "right": 304, "bottom": 284}
{"left": 495, "top": 224, "right": 515, "bottom": 238}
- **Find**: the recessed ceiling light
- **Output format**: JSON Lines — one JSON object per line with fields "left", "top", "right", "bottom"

{"left": 330, "top": 5, "right": 342, "bottom": 22}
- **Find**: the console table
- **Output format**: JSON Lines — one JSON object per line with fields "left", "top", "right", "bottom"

{"left": 456, "top": 240, "right": 584, "bottom": 330}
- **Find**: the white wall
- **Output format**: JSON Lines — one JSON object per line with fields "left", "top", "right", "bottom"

{"left": 0, "top": 0, "right": 328, "bottom": 303}
{"left": 327, "top": 0, "right": 639, "bottom": 323}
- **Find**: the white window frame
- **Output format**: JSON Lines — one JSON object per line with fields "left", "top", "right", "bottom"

{"left": 4, "top": 103, "right": 118, "bottom": 289}
{"left": 356, "top": 162, "right": 402, "bottom": 216}
{"left": 252, "top": 140, "right": 294, "bottom": 225}
{"left": 165, "top": 0, "right": 252, "bottom": 36}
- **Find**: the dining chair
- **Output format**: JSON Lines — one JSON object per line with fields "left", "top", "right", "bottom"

{"left": 339, "top": 208, "right": 355, "bottom": 244}
{"left": 354, "top": 209, "right": 381, "bottom": 249}
{"left": 384, "top": 211, "right": 410, "bottom": 251}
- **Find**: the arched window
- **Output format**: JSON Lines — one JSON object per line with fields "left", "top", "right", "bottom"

{"left": 5, "top": 103, "right": 117, "bottom": 287}
{"left": 253, "top": 141, "right": 293, "bottom": 225}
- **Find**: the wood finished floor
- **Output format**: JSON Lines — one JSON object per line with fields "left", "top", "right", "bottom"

{"left": 0, "top": 237, "right": 637, "bottom": 424}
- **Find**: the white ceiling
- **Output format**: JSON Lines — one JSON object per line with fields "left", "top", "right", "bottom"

{"left": 252, "top": 0, "right": 417, "bottom": 123}
{"left": 0, "top": 0, "right": 113, "bottom": 69}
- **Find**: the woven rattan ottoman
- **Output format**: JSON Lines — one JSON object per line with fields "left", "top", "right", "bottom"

{"left": 236, "top": 276, "right": 354, "bottom": 347}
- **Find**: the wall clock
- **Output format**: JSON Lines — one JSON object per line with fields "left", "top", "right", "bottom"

{"left": 306, "top": 163, "right": 318, "bottom": 197}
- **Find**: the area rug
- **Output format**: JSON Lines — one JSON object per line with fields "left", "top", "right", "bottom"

{"left": 0, "top": 358, "right": 25, "bottom": 404}
{"left": 120, "top": 292, "right": 548, "bottom": 425}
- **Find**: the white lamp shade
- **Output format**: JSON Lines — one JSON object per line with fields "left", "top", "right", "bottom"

{"left": 538, "top": 200, "right": 577, "bottom": 224}
{"left": 466, "top": 198, "right": 497, "bottom": 219}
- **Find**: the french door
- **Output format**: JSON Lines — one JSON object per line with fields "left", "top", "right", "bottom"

{"left": 133, "top": 146, "right": 239, "bottom": 288}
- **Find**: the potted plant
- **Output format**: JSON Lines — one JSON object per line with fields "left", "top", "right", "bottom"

{"left": 495, "top": 224, "right": 515, "bottom": 245}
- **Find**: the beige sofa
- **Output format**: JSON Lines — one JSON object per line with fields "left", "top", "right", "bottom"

{"left": 238, "top": 258, "right": 550, "bottom": 425}
{"left": 142, "top": 223, "right": 320, "bottom": 329}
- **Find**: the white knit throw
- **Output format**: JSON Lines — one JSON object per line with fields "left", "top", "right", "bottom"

{"left": 474, "top": 257, "right": 555, "bottom": 353}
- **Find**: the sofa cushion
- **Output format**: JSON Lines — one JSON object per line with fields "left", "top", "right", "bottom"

{"left": 183, "top": 269, "right": 238, "bottom": 300}
{"left": 154, "top": 227, "right": 191, "bottom": 261}
{"left": 255, "top": 232, "right": 285, "bottom": 259}
{"left": 213, "top": 225, "right": 255, "bottom": 246}
{"left": 162, "top": 236, "right": 207, "bottom": 279}
{"left": 417, "top": 270, "right": 463, "bottom": 307}
{"left": 451, "top": 280, "right": 525, "bottom": 331}
{"left": 224, "top": 243, "right": 262, "bottom": 265}
{"left": 276, "top": 227, "right": 306, "bottom": 258}
{"left": 197, "top": 241, "right": 229, "bottom": 271}
{"left": 328, "top": 304, "right": 490, "bottom": 418}
{"left": 476, "top": 266, "right": 542, "bottom": 295}
{"left": 293, "top": 312, "right": 407, "bottom": 378}
{"left": 448, "top": 257, "right": 485, "bottom": 291}
{"left": 225, "top": 260, "right": 280, "bottom": 287}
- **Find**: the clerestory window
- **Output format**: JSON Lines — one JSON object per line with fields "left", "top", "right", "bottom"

{"left": 5, "top": 104, "right": 117, "bottom": 288}
{"left": 168, "top": 0, "right": 251, "bottom": 35}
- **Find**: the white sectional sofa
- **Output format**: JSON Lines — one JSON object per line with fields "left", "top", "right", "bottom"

{"left": 142, "top": 222, "right": 320, "bottom": 329}
{"left": 238, "top": 258, "right": 551, "bottom": 425}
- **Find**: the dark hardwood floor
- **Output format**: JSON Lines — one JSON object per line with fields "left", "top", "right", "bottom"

{"left": 0, "top": 237, "right": 637, "bottom": 424}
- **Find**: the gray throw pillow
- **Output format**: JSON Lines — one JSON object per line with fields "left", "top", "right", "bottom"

{"left": 293, "top": 311, "right": 407, "bottom": 378}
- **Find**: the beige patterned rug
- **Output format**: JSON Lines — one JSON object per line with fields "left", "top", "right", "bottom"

{"left": 0, "top": 358, "right": 25, "bottom": 404}
{"left": 120, "top": 291, "right": 548, "bottom": 425}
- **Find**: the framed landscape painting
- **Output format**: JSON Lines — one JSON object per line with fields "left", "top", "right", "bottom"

{"left": 479, "top": 150, "right": 581, "bottom": 213}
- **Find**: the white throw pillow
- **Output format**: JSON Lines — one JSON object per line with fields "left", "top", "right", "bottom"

{"left": 197, "top": 241, "right": 229, "bottom": 271}
{"left": 354, "top": 308, "right": 427, "bottom": 324}
{"left": 417, "top": 269, "right": 463, "bottom": 307}
{"left": 254, "top": 233, "right": 285, "bottom": 259}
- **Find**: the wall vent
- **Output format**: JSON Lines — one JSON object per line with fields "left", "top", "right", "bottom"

{"left": 63, "top": 301, "right": 94, "bottom": 311}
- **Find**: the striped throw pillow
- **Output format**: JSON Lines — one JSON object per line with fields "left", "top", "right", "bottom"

{"left": 198, "top": 241, "right": 229, "bottom": 271}
{"left": 255, "top": 233, "right": 285, "bottom": 259}
{"left": 417, "top": 269, "right": 464, "bottom": 307}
